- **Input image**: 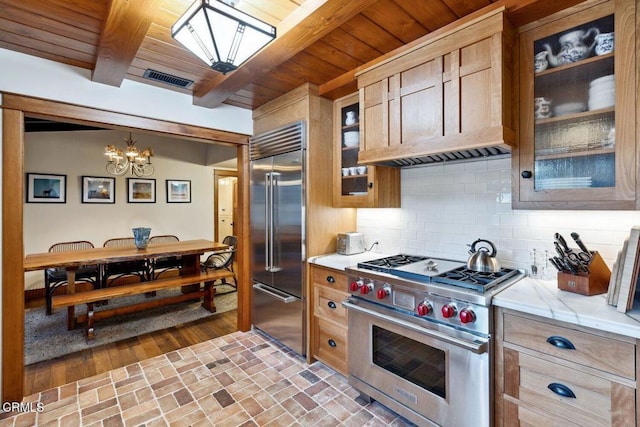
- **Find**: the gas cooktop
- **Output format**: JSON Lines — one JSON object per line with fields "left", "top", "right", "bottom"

{"left": 357, "top": 254, "right": 519, "bottom": 293}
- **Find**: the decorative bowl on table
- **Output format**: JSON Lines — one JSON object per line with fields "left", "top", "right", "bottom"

{"left": 132, "top": 227, "right": 151, "bottom": 249}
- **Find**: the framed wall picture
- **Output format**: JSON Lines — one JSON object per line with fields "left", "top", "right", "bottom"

{"left": 26, "top": 173, "right": 67, "bottom": 203}
{"left": 82, "top": 176, "right": 115, "bottom": 204}
{"left": 166, "top": 179, "right": 191, "bottom": 203}
{"left": 127, "top": 178, "right": 156, "bottom": 203}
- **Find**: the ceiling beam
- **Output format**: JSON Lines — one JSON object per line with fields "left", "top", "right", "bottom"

{"left": 92, "top": 0, "right": 161, "bottom": 87}
{"left": 192, "top": 0, "right": 380, "bottom": 109}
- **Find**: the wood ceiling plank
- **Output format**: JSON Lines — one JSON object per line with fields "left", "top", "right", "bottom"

{"left": 361, "top": 0, "right": 428, "bottom": 44}
{"left": 392, "top": 0, "right": 459, "bottom": 31}
{"left": 304, "top": 40, "right": 361, "bottom": 72}
{"left": 92, "top": 0, "right": 161, "bottom": 87}
{"left": 503, "top": 0, "right": 585, "bottom": 26}
{"left": 0, "top": 31, "right": 94, "bottom": 65}
{"left": 0, "top": 0, "right": 105, "bottom": 33}
{"left": 0, "top": 40, "right": 92, "bottom": 69}
{"left": 0, "top": 2, "right": 101, "bottom": 44}
{"left": 442, "top": 0, "right": 492, "bottom": 18}
{"left": 286, "top": 51, "right": 347, "bottom": 83}
{"left": 0, "top": 17, "right": 95, "bottom": 55}
{"left": 313, "top": 28, "right": 382, "bottom": 66}
{"left": 338, "top": 14, "right": 404, "bottom": 53}
{"left": 193, "top": 0, "right": 380, "bottom": 108}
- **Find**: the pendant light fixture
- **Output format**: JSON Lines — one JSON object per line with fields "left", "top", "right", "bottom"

{"left": 171, "top": 0, "right": 276, "bottom": 74}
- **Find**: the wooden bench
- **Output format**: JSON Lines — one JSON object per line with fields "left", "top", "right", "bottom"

{"left": 51, "top": 269, "right": 235, "bottom": 339}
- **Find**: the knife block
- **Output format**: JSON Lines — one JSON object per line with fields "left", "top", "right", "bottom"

{"left": 557, "top": 252, "right": 611, "bottom": 296}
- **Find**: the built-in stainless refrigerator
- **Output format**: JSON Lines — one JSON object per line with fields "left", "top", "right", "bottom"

{"left": 250, "top": 121, "right": 306, "bottom": 356}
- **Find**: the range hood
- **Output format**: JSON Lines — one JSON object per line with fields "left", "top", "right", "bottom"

{"left": 358, "top": 126, "right": 515, "bottom": 167}
{"left": 373, "top": 145, "right": 511, "bottom": 167}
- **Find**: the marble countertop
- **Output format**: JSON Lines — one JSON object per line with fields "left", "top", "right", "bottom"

{"left": 307, "top": 252, "right": 392, "bottom": 271}
{"left": 494, "top": 277, "right": 640, "bottom": 339}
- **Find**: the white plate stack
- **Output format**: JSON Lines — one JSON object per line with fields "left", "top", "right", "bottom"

{"left": 537, "top": 176, "right": 592, "bottom": 189}
{"left": 588, "top": 75, "right": 615, "bottom": 111}
{"left": 343, "top": 131, "right": 360, "bottom": 147}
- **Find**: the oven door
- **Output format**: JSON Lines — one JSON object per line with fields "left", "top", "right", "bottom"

{"left": 344, "top": 298, "right": 490, "bottom": 427}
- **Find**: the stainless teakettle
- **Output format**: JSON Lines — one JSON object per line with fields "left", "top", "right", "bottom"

{"left": 467, "top": 238, "right": 501, "bottom": 273}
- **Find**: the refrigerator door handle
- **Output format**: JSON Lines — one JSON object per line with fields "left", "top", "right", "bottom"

{"left": 269, "top": 173, "right": 282, "bottom": 272}
{"left": 253, "top": 282, "right": 297, "bottom": 303}
{"left": 264, "top": 172, "right": 272, "bottom": 271}
{"left": 265, "top": 172, "right": 282, "bottom": 273}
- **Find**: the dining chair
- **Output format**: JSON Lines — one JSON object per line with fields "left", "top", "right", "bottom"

{"left": 102, "top": 237, "right": 151, "bottom": 287}
{"left": 44, "top": 240, "right": 100, "bottom": 315}
{"left": 149, "top": 235, "right": 181, "bottom": 279}
{"left": 201, "top": 235, "right": 238, "bottom": 289}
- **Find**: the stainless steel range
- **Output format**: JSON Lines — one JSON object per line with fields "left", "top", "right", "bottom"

{"left": 343, "top": 254, "right": 524, "bottom": 427}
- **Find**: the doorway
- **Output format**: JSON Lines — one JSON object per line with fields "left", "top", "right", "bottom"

{"left": 1, "top": 93, "right": 251, "bottom": 401}
{"left": 214, "top": 170, "right": 238, "bottom": 242}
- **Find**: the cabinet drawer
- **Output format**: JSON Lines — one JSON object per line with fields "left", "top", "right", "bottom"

{"left": 311, "top": 265, "right": 349, "bottom": 292}
{"left": 312, "top": 317, "right": 348, "bottom": 375}
{"left": 503, "top": 313, "right": 635, "bottom": 379}
{"left": 511, "top": 352, "right": 635, "bottom": 426}
{"left": 313, "top": 285, "right": 348, "bottom": 326}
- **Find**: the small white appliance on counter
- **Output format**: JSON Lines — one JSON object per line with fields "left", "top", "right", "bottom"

{"left": 337, "top": 232, "right": 365, "bottom": 255}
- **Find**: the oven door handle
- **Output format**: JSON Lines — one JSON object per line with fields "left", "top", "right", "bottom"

{"left": 342, "top": 299, "right": 488, "bottom": 354}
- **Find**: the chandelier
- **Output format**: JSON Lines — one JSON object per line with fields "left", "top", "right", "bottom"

{"left": 104, "top": 133, "right": 154, "bottom": 177}
{"left": 171, "top": 0, "right": 276, "bottom": 74}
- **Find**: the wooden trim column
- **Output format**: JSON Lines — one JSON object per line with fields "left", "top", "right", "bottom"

{"left": 237, "top": 144, "right": 251, "bottom": 331}
{"left": 2, "top": 107, "right": 25, "bottom": 402}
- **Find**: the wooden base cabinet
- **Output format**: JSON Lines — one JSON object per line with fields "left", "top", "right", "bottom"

{"left": 494, "top": 308, "right": 638, "bottom": 426}
{"left": 310, "top": 264, "right": 350, "bottom": 375}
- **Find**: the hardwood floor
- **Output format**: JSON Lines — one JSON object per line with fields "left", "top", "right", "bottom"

{"left": 23, "top": 309, "right": 238, "bottom": 396}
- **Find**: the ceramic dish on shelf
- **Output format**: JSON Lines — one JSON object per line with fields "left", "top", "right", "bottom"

{"left": 589, "top": 74, "right": 615, "bottom": 87}
{"left": 536, "top": 177, "right": 592, "bottom": 189}
{"left": 343, "top": 131, "right": 359, "bottom": 147}
{"left": 552, "top": 102, "right": 586, "bottom": 117}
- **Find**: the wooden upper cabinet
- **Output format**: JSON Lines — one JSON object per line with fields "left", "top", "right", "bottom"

{"left": 513, "top": 0, "right": 637, "bottom": 210}
{"left": 356, "top": 6, "right": 515, "bottom": 165}
{"left": 333, "top": 92, "right": 400, "bottom": 208}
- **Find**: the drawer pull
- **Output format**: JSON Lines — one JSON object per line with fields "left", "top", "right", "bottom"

{"left": 547, "top": 382, "right": 576, "bottom": 399}
{"left": 327, "top": 301, "right": 337, "bottom": 309}
{"left": 546, "top": 335, "right": 576, "bottom": 350}
{"left": 328, "top": 339, "right": 337, "bottom": 348}
{"left": 326, "top": 275, "right": 335, "bottom": 283}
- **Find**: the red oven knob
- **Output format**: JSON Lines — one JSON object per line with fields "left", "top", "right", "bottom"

{"left": 441, "top": 304, "right": 457, "bottom": 318}
{"left": 360, "top": 282, "right": 374, "bottom": 295}
{"left": 459, "top": 308, "right": 476, "bottom": 324}
{"left": 350, "top": 280, "right": 363, "bottom": 292}
{"left": 376, "top": 287, "right": 390, "bottom": 300}
{"left": 416, "top": 302, "right": 432, "bottom": 316}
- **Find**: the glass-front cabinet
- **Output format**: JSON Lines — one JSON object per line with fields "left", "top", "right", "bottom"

{"left": 333, "top": 93, "right": 400, "bottom": 208}
{"left": 514, "top": 0, "right": 636, "bottom": 209}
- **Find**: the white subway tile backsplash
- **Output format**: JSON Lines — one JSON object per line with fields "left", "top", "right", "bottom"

{"left": 357, "top": 158, "right": 640, "bottom": 269}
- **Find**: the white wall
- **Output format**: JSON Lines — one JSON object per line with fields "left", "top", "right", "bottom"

{"left": 23, "top": 129, "right": 221, "bottom": 289}
{"left": 358, "top": 157, "right": 640, "bottom": 273}
{"left": 0, "top": 48, "right": 252, "bottom": 134}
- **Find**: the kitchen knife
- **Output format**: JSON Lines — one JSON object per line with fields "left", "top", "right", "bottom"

{"left": 570, "top": 232, "right": 592, "bottom": 260}
{"left": 554, "top": 233, "right": 571, "bottom": 254}
{"left": 548, "top": 257, "right": 563, "bottom": 272}
{"left": 554, "top": 241, "right": 566, "bottom": 259}
{"left": 557, "top": 256, "right": 577, "bottom": 274}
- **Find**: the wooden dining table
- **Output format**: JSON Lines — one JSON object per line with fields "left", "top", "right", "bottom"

{"left": 24, "top": 239, "right": 228, "bottom": 326}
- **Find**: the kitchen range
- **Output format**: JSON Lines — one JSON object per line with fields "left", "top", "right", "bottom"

{"left": 344, "top": 254, "right": 525, "bottom": 427}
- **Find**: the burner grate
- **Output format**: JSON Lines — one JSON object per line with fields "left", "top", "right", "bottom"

{"left": 432, "top": 267, "right": 519, "bottom": 292}
{"left": 358, "top": 254, "right": 428, "bottom": 271}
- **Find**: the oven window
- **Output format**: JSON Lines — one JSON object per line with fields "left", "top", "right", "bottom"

{"left": 372, "top": 325, "right": 446, "bottom": 398}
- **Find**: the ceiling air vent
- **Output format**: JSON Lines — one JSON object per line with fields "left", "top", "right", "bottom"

{"left": 143, "top": 69, "right": 194, "bottom": 88}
